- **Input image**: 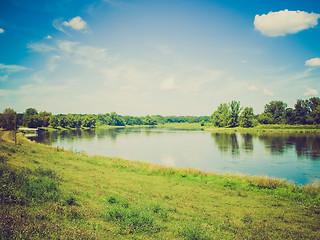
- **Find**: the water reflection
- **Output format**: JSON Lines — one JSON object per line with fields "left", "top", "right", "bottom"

{"left": 209, "top": 132, "right": 320, "bottom": 160}
{"left": 211, "top": 133, "right": 240, "bottom": 156}
{"left": 241, "top": 133, "right": 254, "bottom": 152}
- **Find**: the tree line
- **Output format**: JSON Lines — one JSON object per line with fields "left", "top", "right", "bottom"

{"left": 211, "top": 97, "right": 320, "bottom": 128}
{"left": 0, "top": 108, "right": 210, "bottom": 130}
{"left": 1, "top": 97, "right": 319, "bottom": 130}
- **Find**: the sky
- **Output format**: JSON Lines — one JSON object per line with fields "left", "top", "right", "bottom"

{"left": 0, "top": 0, "right": 319, "bottom": 116}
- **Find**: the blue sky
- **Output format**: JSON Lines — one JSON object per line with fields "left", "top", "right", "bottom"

{"left": 0, "top": 0, "right": 319, "bottom": 115}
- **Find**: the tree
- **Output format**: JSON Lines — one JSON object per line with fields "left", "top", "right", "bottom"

{"left": 263, "top": 100, "right": 287, "bottom": 124}
{"left": 23, "top": 108, "right": 40, "bottom": 127}
{"left": 294, "top": 99, "right": 311, "bottom": 124}
{"left": 58, "top": 115, "right": 68, "bottom": 128}
{"left": 311, "top": 105, "right": 320, "bottom": 124}
{"left": 39, "top": 111, "right": 51, "bottom": 127}
{"left": 0, "top": 108, "right": 17, "bottom": 130}
{"left": 66, "top": 114, "right": 77, "bottom": 128}
{"left": 227, "top": 101, "right": 241, "bottom": 127}
{"left": 211, "top": 103, "right": 229, "bottom": 127}
{"left": 143, "top": 115, "right": 157, "bottom": 125}
{"left": 309, "top": 97, "right": 320, "bottom": 124}
{"left": 49, "top": 115, "right": 59, "bottom": 128}
{"left": 211, "top": 101, "right": 241, "bottom": 128}
{"left": 239, "top": 107, "right": 254, "bottom": 128}
{"left": 257, "top": 112, "right": 273, "bottom": 124}
{"left": 283, "top": 108, "right": 295, "bottom": 125}
{"left": 25, "top": 108, "right": 38, "bottom": 116}
{"left": 81, "top": 115, "right": 96, "bottom": 128}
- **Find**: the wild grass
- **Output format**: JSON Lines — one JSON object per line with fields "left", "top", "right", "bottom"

{"left": 1, "top": 130, "right": 320, "bottom": 239}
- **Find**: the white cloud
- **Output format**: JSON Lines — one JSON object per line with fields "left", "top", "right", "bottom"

{"left": 160, "top": 77, "right": 179, "bottom": 91}
{"left": 305, "top": 58, "right": 320, "bottom": 67}
{"left": 304, "top": 86, "right": 318, "bottom": 96}
{"left": 62, "top": 16, "right": 88, "bottom": 31}
{"left": 254, "top": 9, "right": 320, "bottom": 37}
{"left": 0, "top": 63, "right": 27, "bottom": 73}
{"left": 47, "top": 55, "right": 60, "bottom": 71}
{"left": 27, "top": 42, "right": 55, "bottom": 52}
{"left": 263, "top": 88, "right": 274, "bottom": 96}
{"left": 247, "top": 86, "right": 259, "bottom": 91}
{"left": 57, "top": 40, "right": 108, "bottom": 68}
{"left": 57, "top": 40, "right": 79, "bottom": 52}
{"left": 0, "top": 28, "right": 4, "bottom": 34}
{"left": 45, "top": 35, "right": 52, "bottom": 39}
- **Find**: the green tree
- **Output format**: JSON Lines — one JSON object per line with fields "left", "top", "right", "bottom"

{"left": 143, "top": 115, "right": 157, "bottom": 125}
{"left": 211, "top": 101, "right": 241, "bottom": 128}
{"left": 311, "top": 105, "right": 320, "bottom": 124}
{"left": 39, "top": 111, "right": 51, "bottom": 127}
{"left": 264, "top": 100, "right": 287, "bottom": 124}
{"left": 239, "top": 107, "right": 254, "bottom": 128}
{"left": 81, "top": 115, "right": 96, "bottom": 128}
{"left": 23, "top": 108, "right": 41, "bottom": 127}
{"left": 294, "top": 99, "right": 311, "bottom": 124}
{"left": 309, "top": 97, "right": 320, "bottom": 124}
{"left": 227, "top": 101, "right": 241, "bottom": 127}
{"left": 0, "top": 108, "right": 17, "bottom": 130}
{"left": 49, "top": 115, "right": 59, "bottom": 128}
{"left": 58, "top": 115, "right": 68, "bottom": 128}
{"left": 283, "top": 108, "right": 295, "bottom": 125}
{"left": 257, "top": 112, "right": 273, "bottom": 124}
{"left": 211, "top": 103, "right": 229, "bottom": 127}
{"left": 66, "top": 114, "right": 76, "bottom": 128}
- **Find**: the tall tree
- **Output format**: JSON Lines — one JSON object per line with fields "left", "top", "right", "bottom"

{"left": 227, "top": 100, "right": 241, "bottom": 127}
{"left": 263, "top": 100, "right": 287, "bottom": 124}
{"left": 49, "top": 115, "right": 59, "bottom": 128}
{"left": 294, "top": 99, "right": 311, "bottom": 124}
{"left": 211, "top": 103, "right": 229, "bottom": 127}
{"left": 39, "top": 111, "right": 51, "bottom": 127}
{"left": 239, "top": 107, "right": 254, "bottom": 128}
{"left": 0, "top": 108, "right": 17, "bottom": 130}
{"left": 23, "top": 108, "right": 40, "bottom": 127}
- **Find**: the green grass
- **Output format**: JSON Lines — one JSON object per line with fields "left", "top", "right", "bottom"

{"left": 204, "top": 124, "right": 320, "bottom": 134}
{"left": 1, "top": 130, "right": 320, "bottom": 239}
{"left": 157, "top": 122, "right": 210, "bottom": 130}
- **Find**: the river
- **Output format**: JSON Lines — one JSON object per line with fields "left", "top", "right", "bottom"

{"left": 30, "top": 127, "right": 320, "bottom": 185}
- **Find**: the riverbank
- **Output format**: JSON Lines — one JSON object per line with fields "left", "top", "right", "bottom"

{"left": 1, "top": 131, "right": 320, "bottom": 239}
{"left": 38, "top": 123, "right": 320, "bottom": 134}
{"left": 205, "top": 124, "right": 320, "bottom": 134}
{"left": 157, "top": 122, "right": 320, "bottom": 133}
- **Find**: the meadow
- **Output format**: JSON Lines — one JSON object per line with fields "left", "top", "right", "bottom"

{"left": 1, "top": 130, "right": 320, "bottom": 239}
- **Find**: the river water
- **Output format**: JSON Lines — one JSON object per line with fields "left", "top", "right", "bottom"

{"left": 30, "top": 127, "right": 320, "bottom": 185}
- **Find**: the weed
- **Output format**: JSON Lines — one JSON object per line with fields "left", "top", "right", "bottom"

{"left": 179, "top": 222, "right": 212, "bottom": 240}
{"left": 21, "top": 177, "right": 59, "bottom": 203}
{"left": 65, "top": 195, "right": 78, "bottom": 206}
{"left": 0, "top": 153, "right": 8, "bottom": 163}
{"left": 241, "top": 214, "right": 253, "bottom": 224}
{"left": 104, "top": 196, "right": 165, "bottom": 234}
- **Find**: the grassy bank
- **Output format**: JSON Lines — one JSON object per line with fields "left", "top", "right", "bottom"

{"left": 205, "top": 124, "right": 320, "bottom": 134}
{"left": 157, "top": 123, "right": 320, "bottom": 133}
{"left": 1, "top": 131, "right": 320, "bottom": 239}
